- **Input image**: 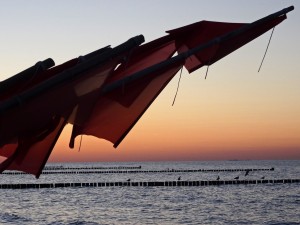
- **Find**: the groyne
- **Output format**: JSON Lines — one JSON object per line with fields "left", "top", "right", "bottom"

{"left": 0, "top": 179, "right": 298, "bottom": 189}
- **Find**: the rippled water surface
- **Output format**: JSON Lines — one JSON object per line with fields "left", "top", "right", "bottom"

{"left": 0, "top": 160, "right": 299, "bottom": 224}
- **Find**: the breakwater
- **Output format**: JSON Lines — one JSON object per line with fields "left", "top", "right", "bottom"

{"left": 0, "top": 179, "right": 298, "bottom": 189}
{"left": 2, "top": 167, "right": 275, "bottom": 175}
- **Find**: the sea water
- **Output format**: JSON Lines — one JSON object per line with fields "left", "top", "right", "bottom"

{"left": 0, "top": 160, "right": 299, "bottom": 225}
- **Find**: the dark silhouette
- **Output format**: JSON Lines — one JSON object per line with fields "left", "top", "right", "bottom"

{"left": 217, "top": 176, "right": 220, "bottom": 181}
{"left": 127, "top": 179, "right": 131, "bottom": 182}
{"left": 261, "top": 176, "right": 265, "bottom": 179}
{"left": 234, "top": 176, "right": 239, "bottom": 180}
{"left": 0, "top": 6, "right": 293, "bottom": 179}
{"left": 270, "top": 167, "right": 274, "bottom": 171}
{"left": 245, "top": 169, "right": 250, "bottom": 176}
{"left": 178, "top": 176, "right": 181, "bottom": 181}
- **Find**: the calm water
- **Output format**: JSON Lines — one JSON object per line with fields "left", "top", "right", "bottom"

{"left": 0, "top": 160, "right": 299, "bottom": 225}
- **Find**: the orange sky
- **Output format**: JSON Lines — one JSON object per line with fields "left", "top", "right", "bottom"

{"left": 1, "top": 1, "right": 299, "bottom": 163}
{"left": 52, "top": 7, "right": 299, "bottom": 162}
{"left": 49, "top": 60, "right": 300, "bottom": 162}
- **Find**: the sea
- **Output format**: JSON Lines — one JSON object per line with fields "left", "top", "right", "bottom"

{"left": 0, "top": 160, "right": 299, "bottom": 225}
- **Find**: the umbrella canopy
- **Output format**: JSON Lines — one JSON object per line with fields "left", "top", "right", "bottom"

{"left": 0, "top": 6, "right": 294, "bottom": 177}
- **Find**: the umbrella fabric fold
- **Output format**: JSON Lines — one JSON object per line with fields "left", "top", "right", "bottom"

{"left": 0, "top": 6, "right": 293, "bottom": 177}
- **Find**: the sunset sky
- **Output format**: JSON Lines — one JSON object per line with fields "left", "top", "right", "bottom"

{"left": 0, "top": 1, "right": 299, "bottom": 162}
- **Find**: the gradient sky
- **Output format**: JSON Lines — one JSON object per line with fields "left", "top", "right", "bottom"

{"left": 0, "top": 1, "right": 299, "bottom": 162}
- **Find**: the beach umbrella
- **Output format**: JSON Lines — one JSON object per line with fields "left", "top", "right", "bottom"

{"left": 0, "top": 6, "right": 294, "bottom": 177}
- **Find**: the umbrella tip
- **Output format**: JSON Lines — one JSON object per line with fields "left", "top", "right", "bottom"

{"left": 285, "top": 6, "right": 294, "bottom": 13}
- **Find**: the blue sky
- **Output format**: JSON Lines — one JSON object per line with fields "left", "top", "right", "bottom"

{"left": 1, "top": 1, "right": 299, "bottom": 76}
